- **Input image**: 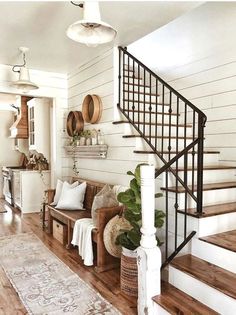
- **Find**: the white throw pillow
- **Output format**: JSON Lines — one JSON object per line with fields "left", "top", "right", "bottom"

{"left": 91, "top": 184, "right": 118, "bottom": 227}
{"left": 56, "top": 181, "right": 87, "bottom": 210}
{"left": 51, "top": 180, "right": 78, "bottom": 206}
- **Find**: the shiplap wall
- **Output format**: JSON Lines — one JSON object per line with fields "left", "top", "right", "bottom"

{"left": 129, "top": 3, "right": 236, "bottom": 165}
{"left": 160, "top": 49, "right": 236, "bottom": 164}
{"left": 66, "top": 48, "right": 148, "bottom": 186}
{"left": 0, "top": 64, "right": 68, "bottom": 186}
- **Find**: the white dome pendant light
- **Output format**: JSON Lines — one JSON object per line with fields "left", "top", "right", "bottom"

{"left": 67, "top": 1, "right": 117, "bottom": 47}
{"left": 12, "top": 47, "right": 39, "bottom": 93}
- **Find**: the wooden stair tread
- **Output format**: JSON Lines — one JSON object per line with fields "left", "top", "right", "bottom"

{"left": 199, "top": 230, "right": 236, "bottom": 252}
{"left": 170, "top": 165, "right": 236, "bottom": 172}
{"left": 113, "top": 120, "right": 192, "bottom": 128}
{"left": 153, "top": 281, "right": 219, "bottom": 315}
{"left": 162, "top": 181, "right": 236, "bottom": 193}
{"left": 123, "top": 99, "right": 170, "bottom": 106}
{"left": 134, "top": 150, "right": 220, "bottom": 155}
{"left": 123, "top": 134, "right": 194, "bottom": 140}
{"left": 171, "top": 254, "right": 236, "bottom": 300}
{"left": 179, "top": 201, "right": 236, "bottom": 218}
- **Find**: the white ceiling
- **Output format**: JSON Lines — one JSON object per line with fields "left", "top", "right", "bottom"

{"left": 0, "top": 1, "right": 201, "bottom": 74}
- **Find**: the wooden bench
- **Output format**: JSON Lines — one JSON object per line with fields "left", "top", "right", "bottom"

{"left": 46, "top": 178, "right": 123, "bottom": 272}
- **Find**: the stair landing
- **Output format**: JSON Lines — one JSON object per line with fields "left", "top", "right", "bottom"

{"left": 199, "top": 230, "right": 236, "bottom": 252}
{"left": 153, "top": 281, "right": 218, "bottom": 315}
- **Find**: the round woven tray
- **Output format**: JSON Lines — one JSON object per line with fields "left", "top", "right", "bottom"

{"left": 120, "top": 252, "right": 138, "bottom": 297}
{"left": 66, "top": 111, "right": 84, "bottom": 136}
{"left": 82, "top": 94, "right": 102, "bottom": 124}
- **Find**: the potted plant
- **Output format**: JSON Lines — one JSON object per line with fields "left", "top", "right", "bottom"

{"left": 79, "top": 130, "right": 91, "bottom": 146}
{"left": 116, "top": 163, "right": 165, "bottom": 297}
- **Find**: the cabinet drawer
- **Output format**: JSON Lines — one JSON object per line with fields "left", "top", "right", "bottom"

{"left": 53, "top": 220, "right": 67, "bottom": 245}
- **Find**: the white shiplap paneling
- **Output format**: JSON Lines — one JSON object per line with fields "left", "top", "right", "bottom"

{"left": 66, "top": 49, "right": 147, "bottom": 185}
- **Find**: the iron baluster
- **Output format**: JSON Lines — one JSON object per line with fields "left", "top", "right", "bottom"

{"left": 149, "top": 73, "right": 152, "bottom": 143}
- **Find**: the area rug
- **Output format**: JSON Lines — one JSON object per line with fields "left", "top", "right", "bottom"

{"left": 0, "top": 232, "right": 121, "bottom": 315}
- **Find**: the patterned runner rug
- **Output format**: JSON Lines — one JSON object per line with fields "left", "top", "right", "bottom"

{"left": 0, "top": 233, "right": 121, "bottom": 314}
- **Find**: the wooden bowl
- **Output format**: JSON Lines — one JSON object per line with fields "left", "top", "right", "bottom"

{"left": 66, "top": 111, "right": 84, "bottom": 136}
{"left": 82, "top": 94, "right": 102, "bottom": 124}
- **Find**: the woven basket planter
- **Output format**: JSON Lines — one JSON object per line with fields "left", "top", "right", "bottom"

{"left": 120, "top": 248, "right": 138, "bottom": 297}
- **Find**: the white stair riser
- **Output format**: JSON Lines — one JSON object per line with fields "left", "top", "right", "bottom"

{"left": 165, "top": 169, "right": 236, "bottom": 186}
{"left": 124, "top": 92, "right": 160, "bottom": 103}
{"left": 124, "top": 112, "right": 178, "bottom": 124}
{"left": 134, "top": 144, "right": 219, "bottom": 168}
{"left": 136, "top": 137, "right": 193, "bottom": 151}
{"left": 138, "top": 124, "right": 192, "bottom": 138}
{"left": 124, "top": 83, "right": 150, "bottom": 93}
{"left": 192, "top": 238, "right": 236, "bottom": 273}
{"left": 169, "top": 266, "right": 236, "bottom": 315}
{"left": 122, "top": 122, "right": 192, "bottom": 138}
{"left": 173, "top": 153, "right": 219, "bottom": 167}
{"left": 153, "top": 303, "right": 171, "bottom": 315}
{"left": 165, "top": 203, "right": 236, "bottom": 237}
{"left": 167, "top": 187, "right": 236, "bottom": 208}
{"left": 122, "top": 102, "right": 169, "bottom": 113}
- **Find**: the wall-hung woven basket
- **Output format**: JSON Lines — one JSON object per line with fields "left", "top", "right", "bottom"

{"left": 66, "top": 111, "right": 84, "bottom": 136}
{"left": 82, "top": 94, "right": 102, "bottom": 124}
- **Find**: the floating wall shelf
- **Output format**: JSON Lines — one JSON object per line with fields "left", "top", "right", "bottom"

{"left": 65, "top": 144, "right": 108, "bottom": 159}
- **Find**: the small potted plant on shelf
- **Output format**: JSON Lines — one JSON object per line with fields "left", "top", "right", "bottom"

{"left": 71, "top": 132, "right": 80, "bottom": 146}
{"left": 78, "top": 130, "right": 91, "bottom": 146}
{"left": 116, "top": 163, "right": 165, "bottom": 297}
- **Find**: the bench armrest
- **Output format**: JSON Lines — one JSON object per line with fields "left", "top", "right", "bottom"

{"left": 45, "top": 189, "right": 56, "bottom": 204}
{"left": 96, "top": 205, "right": 124, "bottom": 234}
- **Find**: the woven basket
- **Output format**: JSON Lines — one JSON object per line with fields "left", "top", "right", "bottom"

{"left": 120, "top": 249, "right": 138, "bottom": 297}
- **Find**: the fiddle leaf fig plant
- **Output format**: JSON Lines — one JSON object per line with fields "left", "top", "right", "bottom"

{"left": 116, "top": 164, "right": 165, "bottom": 251}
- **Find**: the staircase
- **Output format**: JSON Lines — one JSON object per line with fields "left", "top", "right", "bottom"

{"left": 115, "top": 47, "right": 236, "bottom": 314}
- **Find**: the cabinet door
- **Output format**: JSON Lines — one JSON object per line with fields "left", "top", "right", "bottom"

{"left": 12, "top": 172, "right": 21, "bottom": 208}
{"left": 28, "top": 105, "right": 35, "bottom": 148}
{"left": 27, "top": 98, "right": 50, "bottom": 161}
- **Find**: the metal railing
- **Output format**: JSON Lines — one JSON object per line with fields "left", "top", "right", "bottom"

{"left": 118, "top": 46, "right": 207, "bottom": 268}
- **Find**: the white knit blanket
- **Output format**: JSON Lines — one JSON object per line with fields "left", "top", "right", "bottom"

{"left": 71, "top": 218, "right": 96, "bottom": 266}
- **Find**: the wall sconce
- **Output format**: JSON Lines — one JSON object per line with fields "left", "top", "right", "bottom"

{"left": 67, "top": 1, "right": 117, "bottom": 47}
{"left": 12, "top": 47, "right": 39, "bottom": 93}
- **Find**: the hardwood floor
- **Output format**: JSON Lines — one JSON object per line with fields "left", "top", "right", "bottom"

{"left": 0, "top": 199, "right": 137, "bottom": 315}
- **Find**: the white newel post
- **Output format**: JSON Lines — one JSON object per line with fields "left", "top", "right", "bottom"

{"left": 137, "top": 165, "right": 162, "bottom": 315}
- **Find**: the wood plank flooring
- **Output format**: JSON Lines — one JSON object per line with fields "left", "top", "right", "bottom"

{"left": 200, "top": 230, "right": 236, "bottom": 252}
{"left": 171, "top": 254, "right": 236, "bottom": 300}
{"left": 153, "top": 281, "right": 219, "bottom": 315}
{"left": 0, "top": 199, "right": 137, "bottom": 315}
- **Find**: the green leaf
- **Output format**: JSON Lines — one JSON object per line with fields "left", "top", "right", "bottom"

{"left": 155, "top": 210, "right": 165, "bottom": 228}
{"left": 127, "top": 171, "right": 135, "bottom": 176}
{"left": 155, "top": 193, "right": 163, "bottom": 199}
{"left": 117, "top": 189, "right": 135, "bottom": 204}
{"left": 127, "top": 229, "right": 141, "bottom": 248}
{"left": 116, "top": 232, "right": 137, "bottom": 250}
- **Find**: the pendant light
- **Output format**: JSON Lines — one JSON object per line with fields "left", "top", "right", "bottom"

{"left": 12, "top": 47, "right": 39, "bottom": 93}
{"left": 67, "top": 1, "right": 117, "bottom": 47}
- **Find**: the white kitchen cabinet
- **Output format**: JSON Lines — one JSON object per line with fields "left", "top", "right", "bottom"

{"left": 27, "top": 98, "right": 51, "bottom": 161}
{"left": 12, "top": 170, "right": 50, "bottom": 213}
